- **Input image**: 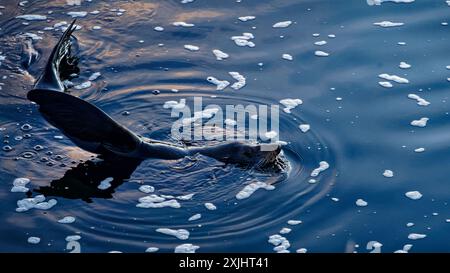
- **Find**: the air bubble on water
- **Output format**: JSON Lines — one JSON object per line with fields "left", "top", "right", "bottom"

{"left": 21, "top": 124, "right": 32, "bottom": 131}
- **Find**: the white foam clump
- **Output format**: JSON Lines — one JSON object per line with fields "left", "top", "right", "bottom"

{"left": 282, "top": 54, "right": 293, "bottom": 61}
{"left": 67, "top": 11, "right": 88, "bottom": 18}
{"left": 175, "top": 244, "right": 200, "bottom": 253}
{"left": 410, "top": 117, "right": 429, "bottom": 127}
{"left": 367, "top": 0, "right": 414, "bottom": 5}
{"left": 184, "top": 45, "right": 199, "bottom": 51}
{"left": 315, "top": 51, "right": 329, "bottom": 57}
{"left": 408, "top": 233, "right": 426, "bottom": 240}
{"left": 188, "top": 213, "right": 202, "bottom": 221}
{"left": 311, "top": 161, "right": 330, "bottom": 177}
{"left": 314, "top": 41, "right": 327, "bottom": 46}
{"left": 65, "top": 235, "right": 81, "bottom": 242}
{"left": 383, "top": 169, "right": 394, "bottom": 178}
{"left": 229, "top": 72, "right": 246, "bottom": 90}
{"left": 378, "top": 73, "right": 409, "bottom": 84}
{"left": 414, "top": 147, "right": 425, "bottom": 153}
{"left": 145, "top": 247, "right": 159, "bottom": 252}
{"left": 395, "top": 244, "right": 413, "bottom": 253}
{"left": 74, "top": 81, "right": 92, "bottom": 90}
{"left": 137, "top": 195, "right": 181, "bottom": 208}
{"left": 204, "top": 202, "right": 217, "bottom": 210}
{"left": 405, "top": 191, "right": 422, "bottom": 200}
{"left": 296, "top": 248, "right": 308, "bottom": 253}
{"left": 280, "top": 228, "right": 292, "bottom": 234}
{"left": 177, "top": 193, "right": 195, "bottom": 200}
{"left": 356, "top": 199, "right": 368, "bottom": 207}
{"left": 88, "top": 72, "right": 101, "bottom": 81}
{"left": 182, "top": 108, "right": 220, "bottom": 125}
{"left": 231, "top": 33, "right": 255, "bottom": 48}
{"left": 66, "top": 0, "right": 81, "bottom": 5}
{"left": 408, "top": 94, "right": 430, "bottom": 106}
{"left": 16, "top": 14, "right": 47, "bottom": 20}
{"left": 379, "top": 81, "right": 393, "bottom": 88}
{"left": 173, "top": 21, "right": 194, "bottom": 27}
{"left": 400, "top": 62, "right": 412, "bottom": 69}
{"left": 299, "top": 124, "right": 310, "bottom": 133}
{"left": 268, "top": 234, "right": 290, "bottom": 253}
{"left": 154, "top": 26, "right": 164, "bottom": 32}
{"left": 373, "top": 21, "right": 404, "bottom": 27}
{"left": 16, "top": 195, "right": 57, "bottom": 212}
{"left": 280, "top": 98, "right": 303, "bottom": 113}
{"left": 236, "top": 182, "right": 275, "bottom": 200}
{"left": 11, "top": 177, "right": 30, "bottom": 193}
{"left": 163, "top": 99, "right": 186, "bottom": 110}
{"left": 58, "top": 216, "right": 76, "bottom": 224}
{"left": 207, "top": 77, "right": 230, "bottom": 90}
{"left": 138, "top": 185, "right": 155, "bottom": 193}
{"left": 28, "top": 237, "right": 41, "bottom": 244}
{"left": 212, "top": 49, "right": 229, "bottom": 60}
{"left": 238, "top": 16, "right": 255, "bottom": 22}
{"left": 181, "top": 0, "right": 194, "bottom": 3}
{"left": 98, "top": 177, "right": 113, "bottom": 190}
{"left": 156, "top": 228, "right": 189, "bottom": 240}
{"left": 287, "top": 220, "right": 302, "bottom": 225}
{"left": 272, "top": 21, "right": 292, "bottom": 28}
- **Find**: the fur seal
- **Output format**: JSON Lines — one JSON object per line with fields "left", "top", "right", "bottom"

{"left": 27, "top": 20, "right": 283, "bottom": 171}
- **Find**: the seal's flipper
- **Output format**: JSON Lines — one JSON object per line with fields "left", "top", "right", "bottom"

{"left": 33, "top": 19, "right": 79, "bottom": 92}
{"left": 28, "top": 20, "right": 142, "bottom": 157}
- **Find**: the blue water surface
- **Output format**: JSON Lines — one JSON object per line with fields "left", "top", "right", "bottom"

{"left": 0, "top": 0, "right": 449, "bottom": 253}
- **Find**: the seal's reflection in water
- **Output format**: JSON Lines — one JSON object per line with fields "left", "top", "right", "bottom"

{"left": 33, "top": 155, "right": 142, "bottom": 202}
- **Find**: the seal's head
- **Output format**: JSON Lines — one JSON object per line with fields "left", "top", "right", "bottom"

{"left": 210, "top": 142, "right": 284, "bottom": 171}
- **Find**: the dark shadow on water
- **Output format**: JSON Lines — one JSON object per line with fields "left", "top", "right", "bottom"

{"left": 33, "top": 155, "right": 142, "bottom": 203}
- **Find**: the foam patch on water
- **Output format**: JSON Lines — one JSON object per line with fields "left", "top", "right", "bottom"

{"left": 58, "top": 216, "right": 76, "bottom": 224}
{"left": 229, "top": 72, "right": 246, "bottom": 90}
{"left": 383, "top": 170, "right": 394, "bottom": 178}
{"left": 296, "top": 248, "right": 308, "bottom": 253}
{"left": 145, "top": 247, "right": 159, "bottom": 252}
{"left": 74, "top": 81, "right": 92, "bottom": 90}
{"left": 408, "top": 94, "right": 430, "bottom": 106}
{"left": 88, "top": 72, "right": 101, "bottom": 81}
{"left": 16, "top": 195, "right": 57, "bottom": 212}
{"left": 299, "top": 124, "right": 310, "bottom": 133}
{"left": 175, "top": 244, "right": 200, "bottom": 253}
{"left": 268, "top": 234, "right": 290, "bottom": 253}
{"left": 405, "top": 191, "right": 422, "bottom": 200}
{"left": 177, "top": 193, "right": 195, "bottom": 200}
{"left": 379, "top": 81, "right": 393, "bottom": 88}
{"left": 188, "top": 213, "right": 202, "bottom": 221}
{"left": 65, "top": 235, "right": 81, "bottom": 242}
{"left": 379, "top": 73, "right": 409, "bottom": 84}
{"left": 311, "top": 161, "right": 330, "bottom": 177}
{"left": 67, "top": 11, "right": 88, "bottom": 18}
{"left": 66, "top": 0, "right": 81, "bottom": 6}
{"left": 207, "top": 77, "right": 230, "bottom": 90}
{"left": 231, "top": 33, "right": 255, "bottom": 47}
{"left": 238, "top": 16, "right": 255, "bottom": 22}
{"left": 287, "top": 220, "right": 302, "bottom": 225}
{"left": 400, "top": 62, "right": 412, "bottom": 69}
{"left": 367, "top": 0, "right": 415, "bottom": 5}
{"left": 156, "top": 228, "right": 189, "bottom": 240}
{"left": 395, "top": 244, "right": 413, "bottom": 253}
{"left": 184, "top": 45, "right": 199, "bottom": 51}
{"left": 414, "top": 147, "right": 425, "bottom": 153}
{"left": 11, "top": 177, "right": 30, "bottom": 193}
{"left": 273, "top": 21, "right": 292, "bottom": 28}
{"left": 173, "top": 21, "right": 194, "bottom": 27}
{"left": 282, "top": 54, "right": 293, "bottom": 61}
{"left": 21, "top": 33, "right": 43, "bottom": 40}
{"left": 410, "top": 117, "right": 429, "bottom": 127}
{"left": 205, "top": 202, "right": 217, "bottom": 210}
{"left": 212, "top": 49, "right": 229, "bottom": 60}
{"left": 28, "top": 236, "right": 41, "bottom": 244}
{"left": 279, "top": 228, "right": 291, "bottom": 234}
{"left": 138, "top": 185, "right": 155, "bottom": 193}
{"left": 98, "top": 177, "right": 113, "bottom": 190}
{"left": 356, "top": 199, "right": 368, "bottom": 207}
{"left": 408, "top": 233, "right": 426, "bottom": 240}
{"left": 235, "top": 182, "right": 275, "bottom": 200}
{"left": 279, "top": 99, "right": 303, "bottom": 113}
{"left": 314, "top": 41, "right": 327, "bottom": 46}
{"left": 137, "top": 195, "right": 181, "bottom": 208}
{"left": 163, "top": 99, "right": 186, "bottom": 109}
{"left": 16, "top": 15, "right": 47, "bottom": 20}
{"left": 315, "top": 51, "right": 329, "bottom": 57}
{"left": 373, "top": 21, "right": 404, "bottom": 27}
{"left": 182, "top": 108, "right": 219, "bottom": 125}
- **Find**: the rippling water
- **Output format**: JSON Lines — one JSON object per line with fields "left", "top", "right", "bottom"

{"left": 0, "top": 0, "right": 449, "bottom": 253}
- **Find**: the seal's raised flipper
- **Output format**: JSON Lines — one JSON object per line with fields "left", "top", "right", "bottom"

{"left": 28, "top": 20, "right": 142, "bottom": 157}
